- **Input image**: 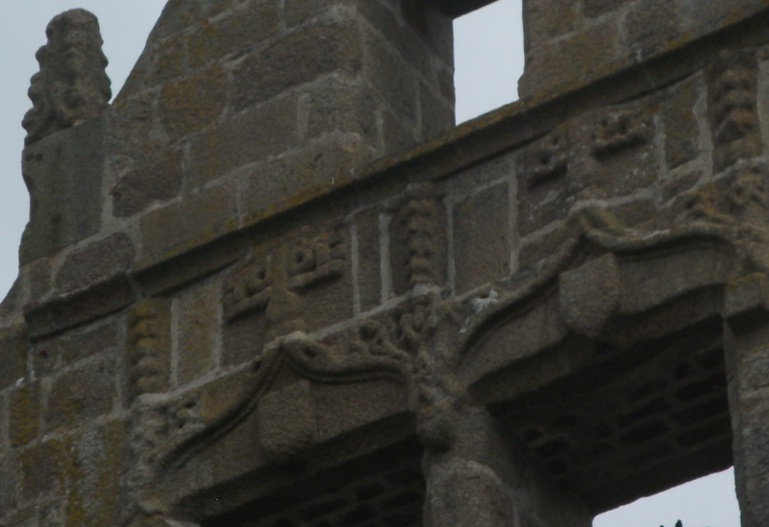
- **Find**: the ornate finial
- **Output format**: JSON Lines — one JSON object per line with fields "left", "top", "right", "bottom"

{"left": 22, "top": 9, "right": 111, "bottom": 146}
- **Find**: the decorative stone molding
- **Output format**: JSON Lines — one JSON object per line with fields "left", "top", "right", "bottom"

{"left": 22, "top": 9, "right": 111, "bottom": 145}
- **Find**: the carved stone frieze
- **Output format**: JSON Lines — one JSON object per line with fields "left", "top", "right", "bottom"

{"left": 223, "top": 226, "right": 348, "bottom": 334}
{"left": 22, "top": 9, "right": 111, "bottom": 145}
{"left": 674, "top": 160, "right": 769, "bottom": 273}
{"left": 127, "top": 364, "right": 264, "bottom": 500}
{"left": 146, "top": 292, "right": 446, "bottom": 483}
{"left": 286, "top": 231, "right": 345, "bottom": 291}
{"left": 222, "top": 256, "right": 273, "bottom": 322}
{"left": 280, "top": 295, "right": 439, "bottom": 409}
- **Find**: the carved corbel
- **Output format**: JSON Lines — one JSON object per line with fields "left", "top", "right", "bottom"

{"left": 558, "top": 253, "right": 621, "bottom": 339}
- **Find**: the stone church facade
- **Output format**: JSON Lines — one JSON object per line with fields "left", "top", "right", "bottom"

{"left": 1, "top": 0, "right": 768, "bottom": 525}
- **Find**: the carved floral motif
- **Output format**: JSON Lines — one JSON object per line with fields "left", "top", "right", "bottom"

{"left": 526, "top": 127, "right": 570, "bottom": 188}
{"left": 591, "top": 108, "right": 653, "bottom": 159}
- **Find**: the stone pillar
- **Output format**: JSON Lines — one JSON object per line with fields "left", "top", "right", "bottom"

{"left": 419, "top": 405, "right": 592, "bottom": 527}
{"left": 723, "top": 276, "right": 769, "bottom": 527}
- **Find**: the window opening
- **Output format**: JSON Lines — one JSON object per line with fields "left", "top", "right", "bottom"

{"left": 453, "top": 0, "right": 523, "bottom": 123}
{"left": 593, "top": 467, "right": 740, "bottom": 527}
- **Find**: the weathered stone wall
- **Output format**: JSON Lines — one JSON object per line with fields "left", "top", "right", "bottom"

{"left": 2, "top": 0, "right": 769, "bottom": 526}
{"left": 519, "top": 0, "right": 769, "bottom": 99}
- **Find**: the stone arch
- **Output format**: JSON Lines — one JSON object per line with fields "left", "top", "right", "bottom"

{"left": 453, "top": 225, "right": 739, "bottom": 514}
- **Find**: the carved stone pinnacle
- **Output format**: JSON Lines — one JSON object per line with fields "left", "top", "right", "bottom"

{"left": 22, "top": 8, "right": 111, "bottom": 146}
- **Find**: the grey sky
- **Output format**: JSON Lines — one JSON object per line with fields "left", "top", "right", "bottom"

{"left": 0, "top": 2, "right": 739, "bottom": 526}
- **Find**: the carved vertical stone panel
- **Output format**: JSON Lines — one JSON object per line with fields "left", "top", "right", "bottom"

{"left": 708, "top": 50, "right": 761, "bottom": 172}
{"left": 128, "top": 300, "right": 171, "bottom": 402}
{"left": 453, "top": 182, "right": 511, "bottom": 293}
{"left": 390, "top": 183, "right": 447, "bottom": 295}
{"left": 405, "top": 184, "right": 445, "bottom": 289}
{"left": 22, "top": 9, "right": 111, "bottom": 145}
{"left": 525, "top": 126, "right": 570, "bottom": 189}
{"left": 574, "top": 102, "right": 657, "bottom": 222}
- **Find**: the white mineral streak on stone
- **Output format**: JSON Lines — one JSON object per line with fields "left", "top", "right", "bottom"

{"left": 472, "top": 289, "right": 499, "bottom": 313}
